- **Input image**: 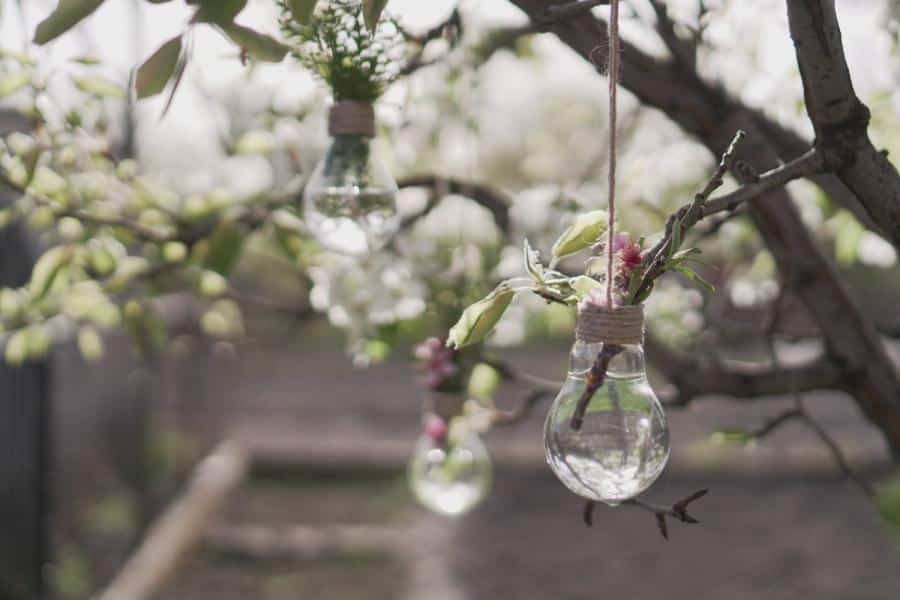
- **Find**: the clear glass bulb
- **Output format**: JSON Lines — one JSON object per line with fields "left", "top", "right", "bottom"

{"left": 409, "top": 416, "right": 492, "bottom": 517}
{"left": 303, "top": 134, "right": 399, "bottom": 256}
{"left": 544, "top": 340, "right": 670, "bottom": 505}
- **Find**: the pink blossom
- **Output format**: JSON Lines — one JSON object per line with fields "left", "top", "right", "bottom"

{"left": 414, "top": 336, "right": 459, "bottom": 390}
{"left": 613, "top": 233, "right": 643, "bottom": 271}
{"left": 423, "top": 414, "right": 448, "bottom": 444}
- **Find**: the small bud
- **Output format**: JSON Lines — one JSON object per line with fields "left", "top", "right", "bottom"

{"left": 57, "top": 216, "right": 84, "bottom": 241}
{"left": 198, "top": 271, "right": 228, "bottom": 298}
{"left": 5, "top": 330, "right": 28, "bottom": 365}
{"left": 77, "top": 326, "right": 104, "bottom": 362}
{"left": 162, "top": 241, "right": 188, "bottom": 263}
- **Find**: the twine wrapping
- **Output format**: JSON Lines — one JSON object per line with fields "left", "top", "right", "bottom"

{"left": 328, "top": 101, "right": 376, "bottom": 137}
{"left": 575, "top": 304, "right": 644, "bottom": 345}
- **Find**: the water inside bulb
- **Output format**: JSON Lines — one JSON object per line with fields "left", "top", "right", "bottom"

{"left": 409, "top": 420, "right": 492, "bottom": 517}
{"left": 543, "top": 341, "right": 670, "bottom": 505}
{"left": 303, "top": 134, "right": 399, "bottom": 256}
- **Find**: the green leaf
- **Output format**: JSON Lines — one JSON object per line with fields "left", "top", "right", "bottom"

{"left": 523, "top": 238, "right": 544, "bottom": 283}
{"left": 191, "top": 0, "right": 247, "bottom": 25}
{"left": 665, "top": 247, "right": 702, "bottom": 269}
{"left": 287, "top": 0, "right": 319, "bottom": 25}
{"left": 203, "top": 222, "right": 245, "bottom": 276}
{"left": 29, "top": 246, "right": 72, "bottom": 301}
{"left": 220, "top": 23, "right": 289, "bottom": 62}
{"left": 447, "top": 285, "right": 516, "bottom": 349}
{"left": 667, "top": 219, "right": 683, "bottom": 260}
{"left": 75, "top": 75, "right": 125, "bottom": 98}
{"left": 0, "top": 71, "right": 31, "bottom": 98}
{"left": 568, "top": 275, "right": 602, "bottom": 298}
{"left": 551, "top": 210, "right": 608, "bottom": 258}
{"left": 135, "top": 35, "right": 182, "bottom": 99}
{"left": 362, "top": 0, "right": 389, "bottom": 31}
{"left": 34, "top": 0, "right": 106, "bottom": 45}
{"left": 673, "top": 266, "right": 715, "bottom": 293}
{"left": 711, "top": 429, "right": 754, "bottom": 445}
{"left": 70, "top": 55, "right": 102, "bottom": 65}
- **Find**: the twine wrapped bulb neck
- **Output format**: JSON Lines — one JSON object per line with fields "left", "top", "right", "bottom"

{"left": 575, "top": 303, "right": 644, "bottom": 345}
{"left": 328, "top": 101, "right": 376, "bottom": 137}
{"left": 303, "top": 100, "right": 399, "bottom": 255}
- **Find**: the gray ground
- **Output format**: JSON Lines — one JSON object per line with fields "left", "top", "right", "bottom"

{"left": 54, "top": 333, "right": 900, "bottom": 598}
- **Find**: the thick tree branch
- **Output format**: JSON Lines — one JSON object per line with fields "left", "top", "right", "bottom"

{"left": 647, "top": 0, "right": 697, "bottom": 69}
{"left": 645, "top": 332, "right": 844, "bottom": 406}
{"left": 786, "top": 0, "right": 900, "bottom": 247}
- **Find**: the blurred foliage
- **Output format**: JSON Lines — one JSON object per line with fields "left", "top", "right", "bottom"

{"left": 877, "top": 476, "right": 900, "bottom": 529}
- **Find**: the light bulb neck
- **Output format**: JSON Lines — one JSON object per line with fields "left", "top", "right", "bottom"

{"left": 569, "top": 340, "right": 647, "bottom": 377}
{"left": 329, "top": 101, "right": 376, "bottom": 137}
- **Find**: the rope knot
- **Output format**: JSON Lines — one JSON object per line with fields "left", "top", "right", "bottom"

{"left": 576, "top": 304, "right": 644, "bottom": 345}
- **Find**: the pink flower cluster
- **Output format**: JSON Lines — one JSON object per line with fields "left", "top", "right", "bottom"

{"left": 422, "top": 413, "right": 448, "bottom": 444}
{"left": 414, "top": 336, "right": 459, "bottom": 390}
{"left": 581, "top": 233, "right": 645, "bottom": 309}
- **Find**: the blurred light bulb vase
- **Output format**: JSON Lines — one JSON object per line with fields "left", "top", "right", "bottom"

{"left": 303, "top": 101, "right": 400, "bottom": 255}
{"left": 544, "top": 304, "right": 670, "bottom": 505}
{"left": 409, "top": 408, "right": 492, "bottom": 517}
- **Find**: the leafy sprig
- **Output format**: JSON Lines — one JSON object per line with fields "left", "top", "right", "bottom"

{"left": 279, "top": 0, "right": 404, "bottom": 102}
{"left": 446, "top": 208, "right": 712, "bottom": 349}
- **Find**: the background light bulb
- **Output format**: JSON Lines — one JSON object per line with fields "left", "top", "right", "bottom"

{"left": 303, "top": 133, "right": 400, "bottom": 256}
{"left": 543, "top": 340, "right": 670, "bottom": 505}
{"left": 409, "top": 415, "right": 492, "bottom": 517}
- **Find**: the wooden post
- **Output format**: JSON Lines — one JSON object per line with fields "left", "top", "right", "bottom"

{"left": 0, "top": 225, "right": 51, "bottom": 600}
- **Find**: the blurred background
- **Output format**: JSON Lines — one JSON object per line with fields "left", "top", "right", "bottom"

{"left": 1, "top": 0, "right": 900, "bottom": 598}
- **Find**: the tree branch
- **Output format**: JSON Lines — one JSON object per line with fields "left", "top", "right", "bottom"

{"left": 646, "top": 0, "right": 697, "bottom": 69}
{"left": 645, "top": 332, "right": 844, "bottom": 406}
{"left": 583, "top": 489, "right": 708, "bottom": 540}
{"left": 702, "top": 148, "right": 825, "bottom": 217}
{"left": 398, "top": 175, "right": 512, "bottom": 234}
{"left": 786, "top": 0, "right": 900, "bottom": 248}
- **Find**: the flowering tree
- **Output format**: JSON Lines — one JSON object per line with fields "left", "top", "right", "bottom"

{"left": 2, "top": 0, "right": 900, "bottom": 534}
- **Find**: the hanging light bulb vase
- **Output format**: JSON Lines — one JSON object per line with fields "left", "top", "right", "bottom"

{"left": 409, "top": 412, "right": 492, "bottom": 517}
{"left": 303, "top": 101, "right": 400, "bottom": 256}
{"left": 543, "top": 304, "right": 670, "bottom": 506}
{"left": 408, "top": 393, "right": 492, "bottom": 517}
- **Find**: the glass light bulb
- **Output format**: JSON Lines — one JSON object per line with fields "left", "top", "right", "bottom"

{"left": 543, "top": 340, "right": 670, "bottom": 505}
{"left": 409, "top": 417, "right": 492, "bottom": 517}
{"left": 303, "top": 134, "right": 399, "bottom": 256}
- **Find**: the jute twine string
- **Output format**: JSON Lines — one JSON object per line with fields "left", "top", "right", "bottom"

{"left": 576, "top": 304, "right": 644, "bottom": 345}
{"left": 577, "top": 0, "right": 635, "bottom": 346}
{"left": 604, "top": 0, "right": 620, "bottom": 311}
{"left": 329, "top": 101, "right": 376, "bottom": 137}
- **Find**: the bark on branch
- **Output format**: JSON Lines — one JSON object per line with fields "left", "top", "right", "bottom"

{"left": 786, "top": 0, "right": 900, "bottom": 247}
{"left": 645, "top": 333, "right": 844, "bottom": 405}
{"left": 398, "top": 175, "right": 512, "bottom": 234}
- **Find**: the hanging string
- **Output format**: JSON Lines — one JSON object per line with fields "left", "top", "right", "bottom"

{"left": 605, "top": 0, "right": 621, "bottom": 310}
